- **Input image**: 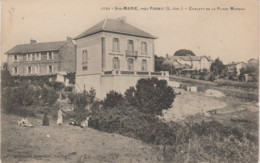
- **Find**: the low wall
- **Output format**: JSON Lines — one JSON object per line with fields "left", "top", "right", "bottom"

{"left": 76, "top": 71, "right": 169, "bottom": 99}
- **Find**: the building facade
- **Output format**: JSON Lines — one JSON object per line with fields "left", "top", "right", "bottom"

{"left": 164, "top": 53, "right": 212, "bottom": 71}
{"left": 74, "top": 18, "right": 169, "bottom": 98}
{"left": 6, "top": 39, "right": 76, "bottom": 77}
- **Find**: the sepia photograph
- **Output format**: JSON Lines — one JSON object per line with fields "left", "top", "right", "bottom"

{"left": 1, "top": 0, "right": 259, "bottom": 162}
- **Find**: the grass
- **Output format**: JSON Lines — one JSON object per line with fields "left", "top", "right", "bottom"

{"left": 1, "top": 87, "right": 258, "bottom": 163}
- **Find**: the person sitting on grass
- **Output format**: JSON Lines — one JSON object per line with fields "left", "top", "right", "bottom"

{"left": 42, "top": 112, "right": 50, "bottom": 126}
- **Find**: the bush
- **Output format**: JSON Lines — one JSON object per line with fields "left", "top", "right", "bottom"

{"left": 124, "top": 87, "right": 138, "bottom": 106}
{"left": 125, "top": 78, "right": 175, "bottom": 115}
{"left": 1, "top": 85, "right": 59, "bottom": 116}
{"left": 88, "top": 105, "right": 257, "bottom": 162}
{"left": 68, "top": 87, "right": 96, "bottom": 110}
{"left": 103, "top": 91, "right": 125, "bottom": 109}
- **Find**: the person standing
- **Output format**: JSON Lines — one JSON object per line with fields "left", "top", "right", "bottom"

{"left": 42, "top": 112, "right": 49, "bottom": 126}
{"left": 57, "top": 109, "right": 65, "bottom": 125}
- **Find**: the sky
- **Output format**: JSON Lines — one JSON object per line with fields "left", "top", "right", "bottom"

{"left": 1, "top": 0, "right": 259, "bottom": 64}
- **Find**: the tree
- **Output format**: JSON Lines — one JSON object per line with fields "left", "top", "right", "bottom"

{"left": 155, "top": 55, "right": 175, "bottom": 74}
{"left": 125, "top": 77, "right": 175, "bottom": 115}
{"left": 174, "top": 49, "right": 196, "bottom": 56}
{"left": 210, "top": 58, "right": 224, "bottom": 76}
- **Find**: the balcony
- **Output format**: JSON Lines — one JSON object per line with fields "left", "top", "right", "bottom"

{"left": 102, "top": 70, "right": 169, "bottom": 77}
{"left": 125, "top": 50, "right": 138, "bottom": 58}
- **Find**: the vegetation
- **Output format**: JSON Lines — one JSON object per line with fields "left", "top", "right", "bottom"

{"left": 210, "top": 58, "right": 225, "bottom": 76}
{"left": 154, "top": 55, "right": 174, "bottom": 73}
{"left": 174, "top": 49, "right": 196, "bottom": 56}
{"left": 125, "top": 77, "right": 175, "bottom": 115}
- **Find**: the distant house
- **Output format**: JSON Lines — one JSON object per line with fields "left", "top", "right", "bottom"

{"left": 5, "top": 38, "right": 76, "bottom": 84}
{"left": 225, "top": 62, "right": 246, "bottom": 76}
{"left": 74, "top": 18, "right": 169, "bottom": 98}
{"left": 164, "top": 52, "right": 212, "bottom": 71}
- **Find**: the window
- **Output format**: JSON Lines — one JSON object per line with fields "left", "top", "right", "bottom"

{"left": 26, "top": 54, "right": 28, "bottom": 61}
{"left": 14, "top": 54, "right": 18, "bottom": 61}
{"left": 127, "top": 58, "right": 134, "bottom": 71}
{"left": 13, "top": 67, "right": 18, "bottom": 74}
{"left": 36, "top": 53, "right": 41, "bottom": 61}
{"left": 32, "top": 53, "right": 35, "bottom": 61}
{"left": 112, "top": 38, "right": 120, "bottom": 51}
{"left": 28, "top": 54, "right": 32, "bottom": 61}
{"left": 141, "top": 42, "right": 147, "bottom": 54}
{"left": 27, "top": 66, "right": 32, "bottom": 74}
{"left": 47, "top": 52, "right": 53, "bottom": 60}
{"left": 35, "top": 65, "right": 39, "bottom": 74}
{"left": 127, "top": 40, "right": 134, "bottom": 51}
{"left": 82, "top": 50, "right": 88, "bottom": 70}
{"left": 48, "top": 65, "right": 53, "bottom": 73}
{"left": 112, "top": 57, "right": 120, "bottom": 70}
{"left": 141, "top": 59, "right": 147, "bottom": 71}
{"left": 82, "top": 50, "right": 88, "bottom": 63}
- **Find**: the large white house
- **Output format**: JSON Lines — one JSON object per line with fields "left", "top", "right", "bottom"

{"left": 74, "top": 18, "right": 169, "bottom": 98}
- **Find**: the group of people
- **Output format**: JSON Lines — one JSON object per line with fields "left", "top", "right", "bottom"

{"left": 42, "top": 109, "right": 90, "bottom": 128}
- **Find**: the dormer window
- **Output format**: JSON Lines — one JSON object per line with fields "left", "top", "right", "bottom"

{"left": 141, "top": 42, "right": 147, "bottom": 54}
{"left": 112, "top": 38, "right": 120, "bottom": 51}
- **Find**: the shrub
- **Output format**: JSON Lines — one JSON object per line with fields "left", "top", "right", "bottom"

{"left": 68, "top": 87, "right": 96, "bottom": 110}
{"left": 125, "top": 78, "right": 175, "bottom": 115}
{"left": 124, "top": 87, "right": 138, "bottom": 106}
{"left": 39, "top": 87, "right": 59, "bottom": 106}
{"left": 103, "top": 91, "right": 125, "bottom": 109}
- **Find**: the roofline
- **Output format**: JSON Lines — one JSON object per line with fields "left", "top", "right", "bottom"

{"left": 5, "top": 40, "right": 71, "bottom": 54}
{"left": 74, "top": 30, "right": 157, "bottom": 40}
{"left": 5, "top": 49, "right": 60, "bottom": 54}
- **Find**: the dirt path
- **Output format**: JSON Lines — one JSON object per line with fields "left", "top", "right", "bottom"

{"left": 163, "top": 88, "right": 227, "bottom": 121}
{"left": 2, "top": 114, "right": 160, "bottom": 163}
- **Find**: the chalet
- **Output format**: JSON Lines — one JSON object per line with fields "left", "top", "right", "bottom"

{"left": 5, "top": 38, "right": 76, "bottom": 84}
{"left": 164, "top": 52, "right": 212, "bottom": 71}
{"left": 74, "top": 18, "right": 169, "bottom": 98}
{"left": 225, "top": 62, "right": 246, "bottom": 75}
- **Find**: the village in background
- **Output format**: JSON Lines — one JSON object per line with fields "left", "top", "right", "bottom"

{"left": 1, "top": 17, "right": 259, "bottom": 162}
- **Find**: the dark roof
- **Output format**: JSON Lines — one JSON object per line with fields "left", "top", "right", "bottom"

{"left": 6, "top": 41, "right": 69, "bottom": 54}
{"left": 74, "top": 18, "right": 156, "bottom": 40}
{"left": 174, "top": 49, "right": 196, "bottom": 56}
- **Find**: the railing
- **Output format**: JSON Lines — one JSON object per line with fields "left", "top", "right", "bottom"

{"left": 102, "top": 70, "right": 169, "bottom": 77}
{"left": 125, "top": 50, "right": 138, "bottom": 57}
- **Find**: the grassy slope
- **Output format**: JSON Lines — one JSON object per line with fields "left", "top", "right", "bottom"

{"left": 1, "top": 113, "right": 161, "bottom": 163}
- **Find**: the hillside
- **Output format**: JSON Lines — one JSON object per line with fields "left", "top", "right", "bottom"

{"left": 1, "top": 113, "right": 161, "bottom": 163}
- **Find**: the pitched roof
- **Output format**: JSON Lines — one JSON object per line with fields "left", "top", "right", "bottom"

{"left": 6, "top": 41, "right": 69, "bottom": 54}
{"left": 74, "top": 18, "right": 157, "bottom": 40}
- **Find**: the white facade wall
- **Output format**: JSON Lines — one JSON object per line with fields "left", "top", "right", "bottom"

{"left": 192, "top": 61, "right": 201, "bottom": 70}
{"left": 104, "top": 33, "right": 154, "bottom": 72}
{"left": 200, "top": 57, "right": 210, "bottom": 70}
{"left": 75, "top": 31, "right": 167, "bottom": 99}
{"left": 75, "top": 33, "right": 104, "bottom": 75}
{"left": 76, "top": 73, "right": 169, "bottom": 99}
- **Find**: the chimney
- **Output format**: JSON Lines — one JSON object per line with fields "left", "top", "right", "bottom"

{"left": 118, "top": 16, "right": 126, "bottom": 23}
{"left": 66, "top": 36, "right": 72, "bottom": 41}
{"left": 166, "top": 54, "right": 169, "bottom": 58}
{"left": 30, "top": 39, "right": 36, "bottom": 44}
